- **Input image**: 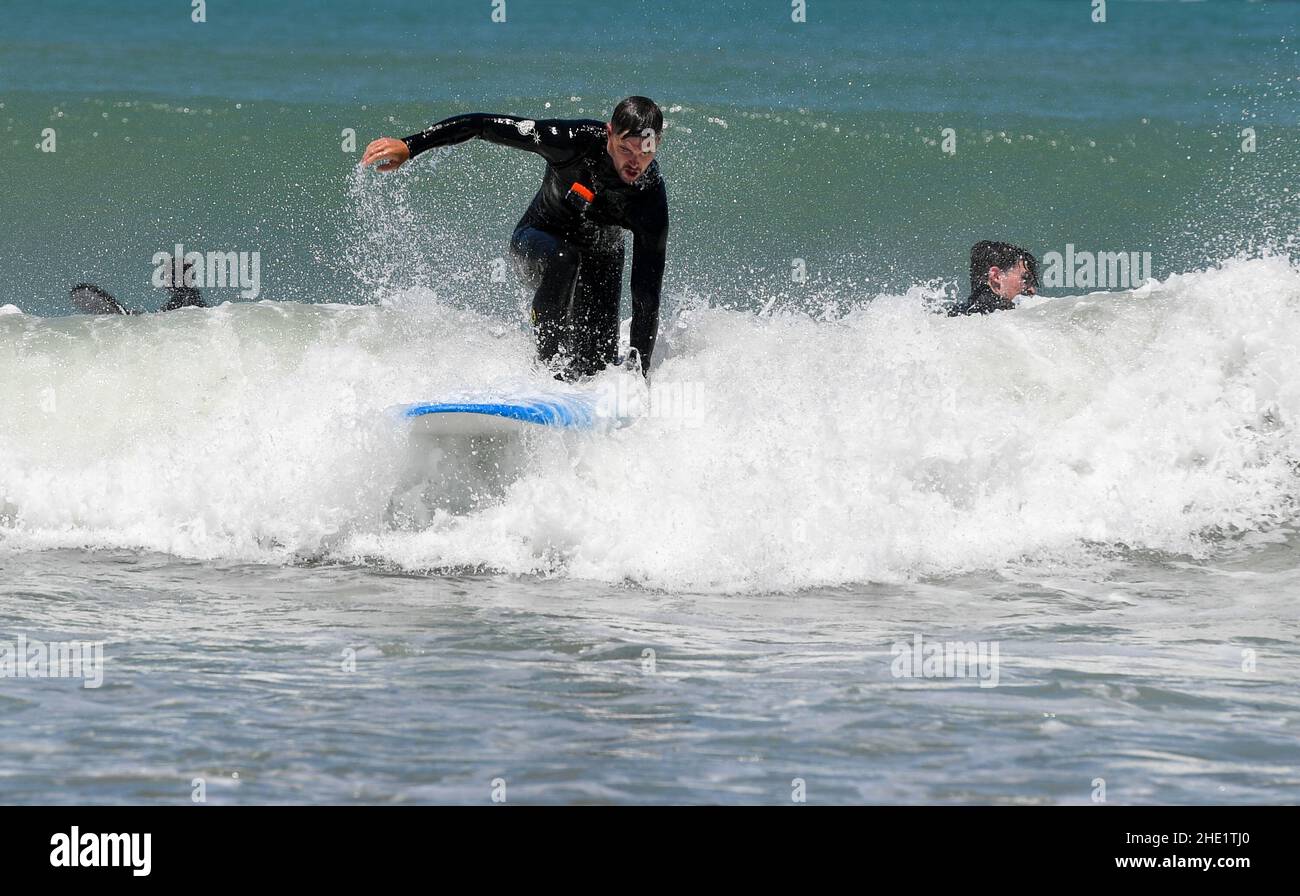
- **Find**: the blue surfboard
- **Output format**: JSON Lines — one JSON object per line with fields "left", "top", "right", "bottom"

{"left": 395, "top": 389, "right": 600, "bottom": 436}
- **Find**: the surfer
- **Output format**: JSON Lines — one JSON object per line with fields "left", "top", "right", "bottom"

{"left": 361, "top": 97, "right": 669, "bottom": 380}
{"left": 71, "top": 262, "right": 207, "bottom": 315}
{"left": 948, "top": 241, "right": 1038, "bottom": 316}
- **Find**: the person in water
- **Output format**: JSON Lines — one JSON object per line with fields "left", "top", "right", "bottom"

{"left": 361, "top": 96, "right": 669, "bottom": 380}
{"left": 948, "top": 241, "right": 1038, "bottom": 316}
{"left": 71, "top": 261, "right": 207, "bottom": 315}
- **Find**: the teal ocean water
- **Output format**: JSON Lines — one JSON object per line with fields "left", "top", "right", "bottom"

{"left": 3, "top": 0, "right": 1296, "bottom": 310}
{"left": 2, "top": 1, "right": 1299, "bottom": 804}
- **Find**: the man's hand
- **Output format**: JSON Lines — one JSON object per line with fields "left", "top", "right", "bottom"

{"left": 361, "top": 137, "right": 411, "bottom": 172}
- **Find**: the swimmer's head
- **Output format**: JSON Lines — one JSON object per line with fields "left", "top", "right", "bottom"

{"left": 970, "top": 241, "right": 1038, "bottom": 300}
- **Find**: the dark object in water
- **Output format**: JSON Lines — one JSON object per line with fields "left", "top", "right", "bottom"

{"left": 70, "top": 283, "right": 131, "bottom": 315}
{"left": 70, "top": 277, "right": 207, "bottom": 315}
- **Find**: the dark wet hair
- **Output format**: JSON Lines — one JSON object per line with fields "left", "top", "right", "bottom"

{"left": 970, "top": 241, "right": 1038, "bottom": 293}
{"left": 610, "top": 96, "right": 663, "bottom": 138}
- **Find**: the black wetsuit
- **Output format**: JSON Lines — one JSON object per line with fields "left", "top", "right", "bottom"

{"left": 160, "top": 283, "right": 206, "bottom": 312}
{"left": 70, "top": 281, "right": 206, "bottom": 315}
{"left": 947, "top": 284, "right": 1014, "bottom": 316}
{"left": 401, "top": 114, "right": 669, "bottom": 377}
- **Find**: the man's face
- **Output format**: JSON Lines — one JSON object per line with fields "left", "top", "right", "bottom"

{"left": 606, "top": 124, "right": 659, "bottom": 184}
{"left": 989, "top": 259, "right": 1035, "bottom": 300}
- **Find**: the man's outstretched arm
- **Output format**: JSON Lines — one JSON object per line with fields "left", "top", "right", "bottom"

{"left": 362, "top": 113, "right": 595, "bottom": 170}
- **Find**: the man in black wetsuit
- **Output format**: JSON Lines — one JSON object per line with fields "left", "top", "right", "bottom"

{"left": 361, "top": 96, "right": 669, "bottom": 380}
{"left": 948, "top": 241, "right": 1038, "bottom": 316}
